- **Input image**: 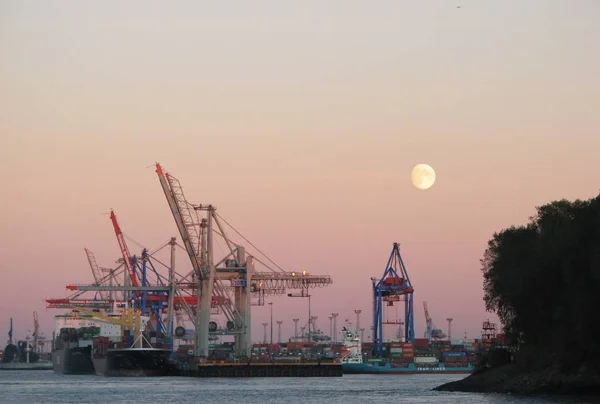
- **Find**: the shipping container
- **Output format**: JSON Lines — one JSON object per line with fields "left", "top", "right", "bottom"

{"left": 443, "top": 352, "right": 466, "bottom": 357}
{"left": 414, "top": 357, "right": 438, "bottom": 364}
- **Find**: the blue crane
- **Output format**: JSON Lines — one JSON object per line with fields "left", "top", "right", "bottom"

{"left": 372, "top": 243, "right": 415, "bottom": 357}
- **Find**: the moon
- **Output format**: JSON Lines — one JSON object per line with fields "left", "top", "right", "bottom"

{"left": 411, "top": 164, "right": 436, "bottom": 190}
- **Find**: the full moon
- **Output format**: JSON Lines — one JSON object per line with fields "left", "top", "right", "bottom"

{"left": 411, "top": 164, "right": 436, "bottom": 190}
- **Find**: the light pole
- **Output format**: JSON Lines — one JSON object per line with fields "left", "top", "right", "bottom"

{"left": 328, "top": 316, "right": 334, "bottom": 346}
{"left": 354, "top": 309, "right": 362, "bottom": 333}
{"left": 360, "top": 328, "right": 365, "bottom": 342}
{"left": 308, "top": 294, "right": 312, "bottom": 342}
{"left": 277, "top": 320, "right": 283, "bottom": 344}
{"left": 446, "top": 318, "right": 453, "bottom": 342}
{"left": 269, "top": 302, "right": 273, "bottom": 345}
{"left": 262, "top": 322, "right": 268, "bottom": 344}
{"left": 332, "top": 313, "right": 339, "bottom": 343}
{"left": 287, "top": 271, "right": 311, "bottom": 343}
{"left": 293, "top": 318, "right": 299, "bottom": 341}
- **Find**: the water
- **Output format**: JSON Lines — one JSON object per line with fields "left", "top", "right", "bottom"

{"left": 1, "top": 371, "right": 599, "bottom": 403}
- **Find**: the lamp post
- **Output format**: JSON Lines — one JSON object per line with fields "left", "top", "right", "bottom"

{"left": 269, "top": 302, "right": 273, "bottom": 345}
{"left": 293, "top": 318, "right": 299, "bottom": 341}
{"left": 262, "top": 323, "right": 268, "bottom": 344}
{"left": 277, "top": 320, "right": 283, "bottom": 344}
{"left": 354, "top": 309, "right": 362, "bottom": 333}
{"left": 332, "top": 313, "right": 339, "bottom": 343}
{"left": 287, "top": 270, "right": 311, "bottom": 342}
{"left": 446, "top": 318, "right": 453, "bottom": 342}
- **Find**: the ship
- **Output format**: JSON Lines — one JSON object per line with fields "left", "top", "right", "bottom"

{"left": 1, "top": 340, "right": 52, "bottom": 371}
{"left": 92, "top": 340, "right": 176, "bottom": 377}
{"left": 51, "top": 313, "right": 100, "bottom": 374}
{"left": 340, "top": 327, "right": 475, "bottom": 374}
{"left": 82, "top": 308, "right": 179, "bottom": 377}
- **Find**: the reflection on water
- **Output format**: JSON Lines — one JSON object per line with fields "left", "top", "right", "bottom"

{"left": 1, "top": 370, "right": 599, "bottom": 404}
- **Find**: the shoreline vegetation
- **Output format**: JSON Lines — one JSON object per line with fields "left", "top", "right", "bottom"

{"left": 435, "top": 193, "right": 600, "bottom": 395}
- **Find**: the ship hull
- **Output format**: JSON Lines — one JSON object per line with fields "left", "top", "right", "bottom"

{"left": 51, "top": 347, "right": 95, "bottom": 375}
{"left": 342, "top": 362, "right": 473, "bottom": 375}
{"left": 93, "top": 348, "right": 178, "bottom": 377}
{"left": 0, "top": 361, "right": 53, "bottom": 370}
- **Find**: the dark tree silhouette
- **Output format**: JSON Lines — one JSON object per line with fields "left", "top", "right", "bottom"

{"left": 482, "top": 193, "right": 600, "bottom": 372}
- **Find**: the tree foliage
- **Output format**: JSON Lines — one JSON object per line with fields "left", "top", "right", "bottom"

{"left": 482, "top": 193, "right": 600, "bottom": 371}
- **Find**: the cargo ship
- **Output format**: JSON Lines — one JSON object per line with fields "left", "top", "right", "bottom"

{"left": 51, "top": 313, "right": 99, "bottom": 374}
{"left": 340, "top": 328, "right": 475, "bottom": 374}
{"left": 52, "top": 309, "right": 177, "bottom": 376}
{"left": 91, "top": 332, "right": 177, "bottom": 376}
{"left": 81, "top": 308, "right": 178, "bottom": 377}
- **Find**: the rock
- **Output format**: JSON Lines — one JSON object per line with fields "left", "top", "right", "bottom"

{"left": 434, "top": 364, "right": 600, "bottom": 396}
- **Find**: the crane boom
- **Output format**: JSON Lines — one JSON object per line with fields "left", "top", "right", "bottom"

{"left": 155, "top": 164, "right": 203, "bottom": 279}
{"left": 109, "top": 210, "right": 139, "bottom": 288}
{"left": 84, "top": 248, "right": 110, "bottom": 300}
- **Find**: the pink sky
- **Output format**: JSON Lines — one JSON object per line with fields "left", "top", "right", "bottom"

{"left": 1, "top": 0, "right": 599, "bottom": 344}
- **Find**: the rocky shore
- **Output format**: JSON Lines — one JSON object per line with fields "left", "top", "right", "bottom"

{"left": 434, "top": 364, "right": 600, "bottom": 396}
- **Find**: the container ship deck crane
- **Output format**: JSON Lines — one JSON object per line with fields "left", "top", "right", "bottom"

{"left": 372, "top": 243, "right": 415, "bottom": 357}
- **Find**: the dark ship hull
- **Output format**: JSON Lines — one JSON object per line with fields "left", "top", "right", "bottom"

{"left": 92, "top": 348, "right": 178, "bottom": 376}
{"left": 52, "top": 346, "right": 95, "bottom": 374}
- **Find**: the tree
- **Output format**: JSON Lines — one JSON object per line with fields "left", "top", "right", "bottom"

{"left": 481, "top": 193, "right": 600, "bottom": 371}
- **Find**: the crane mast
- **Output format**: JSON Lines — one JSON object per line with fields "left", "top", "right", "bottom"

{"left": 156, "top": 163, "right": 223, "bottom": 358}
{"left": 33, "top": 311, "right": 39, "bottom": 353}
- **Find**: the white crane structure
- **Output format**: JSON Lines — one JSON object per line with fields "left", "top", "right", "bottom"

{"left": 155, "top": 163, "right": 332, "bottom": 358}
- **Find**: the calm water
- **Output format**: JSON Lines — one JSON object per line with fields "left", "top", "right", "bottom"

{"left": 1, "top": 371, "right": 600, "bottom": 403}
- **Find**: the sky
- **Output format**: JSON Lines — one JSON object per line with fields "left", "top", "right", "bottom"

{"left": 1, "top": 0, "right": 599, "bottom": 345}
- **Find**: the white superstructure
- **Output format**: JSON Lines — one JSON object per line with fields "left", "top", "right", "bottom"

{"left": 340, "top": 327, "right": 363, "bottom": 364}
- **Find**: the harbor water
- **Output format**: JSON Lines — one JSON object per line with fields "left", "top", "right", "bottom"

{"left": 1, "top": 370, "right": 599, "bottom": 403}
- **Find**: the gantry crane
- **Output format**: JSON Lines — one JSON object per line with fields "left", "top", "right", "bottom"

{"left": 372, "top": 243, "right": 415, "bottom": 357}
{"left": 155, "top": 162, "right": 332, "bottom": 358}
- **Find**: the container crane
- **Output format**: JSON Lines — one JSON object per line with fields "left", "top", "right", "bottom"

{"left": 155, "top": 163, "right": 333, "bottom": 358}
{"left": 109, "top": 210, "right": 139, "bottom": 303}
{"left": 32, "top": 311, "right": 39, "bottom": 353}
{"left": 84, "top": 248, "right": 114, "bottom": 301}
{"left": 372, "top": 243, "right": 415, "bottom": 357}
{"left": 423, "top": 301, "right": 446, "bottom": 341}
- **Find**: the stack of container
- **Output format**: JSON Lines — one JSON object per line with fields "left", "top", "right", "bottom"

{"left": 401, "top": 342, "right": 414, "bottom": 363}
{"left": 390, "top": 342, "right": 403, "bottom": 359}
{"left": 92, "top": 336, "right": 110, "bottom": 358}
{"left": 414, "top": 355, "right": 439, "bottom": 368}
{"left": 441, "top": 351, "right": 468, "bottom": 368}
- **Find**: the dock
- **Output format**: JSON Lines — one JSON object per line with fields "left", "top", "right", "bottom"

{"left": 181, "top": 361, "right": 343, "bottom": 377}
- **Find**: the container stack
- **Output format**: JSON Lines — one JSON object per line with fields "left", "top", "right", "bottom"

{"left": 441, "top": 351, "right": 469, "bottom": 368}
